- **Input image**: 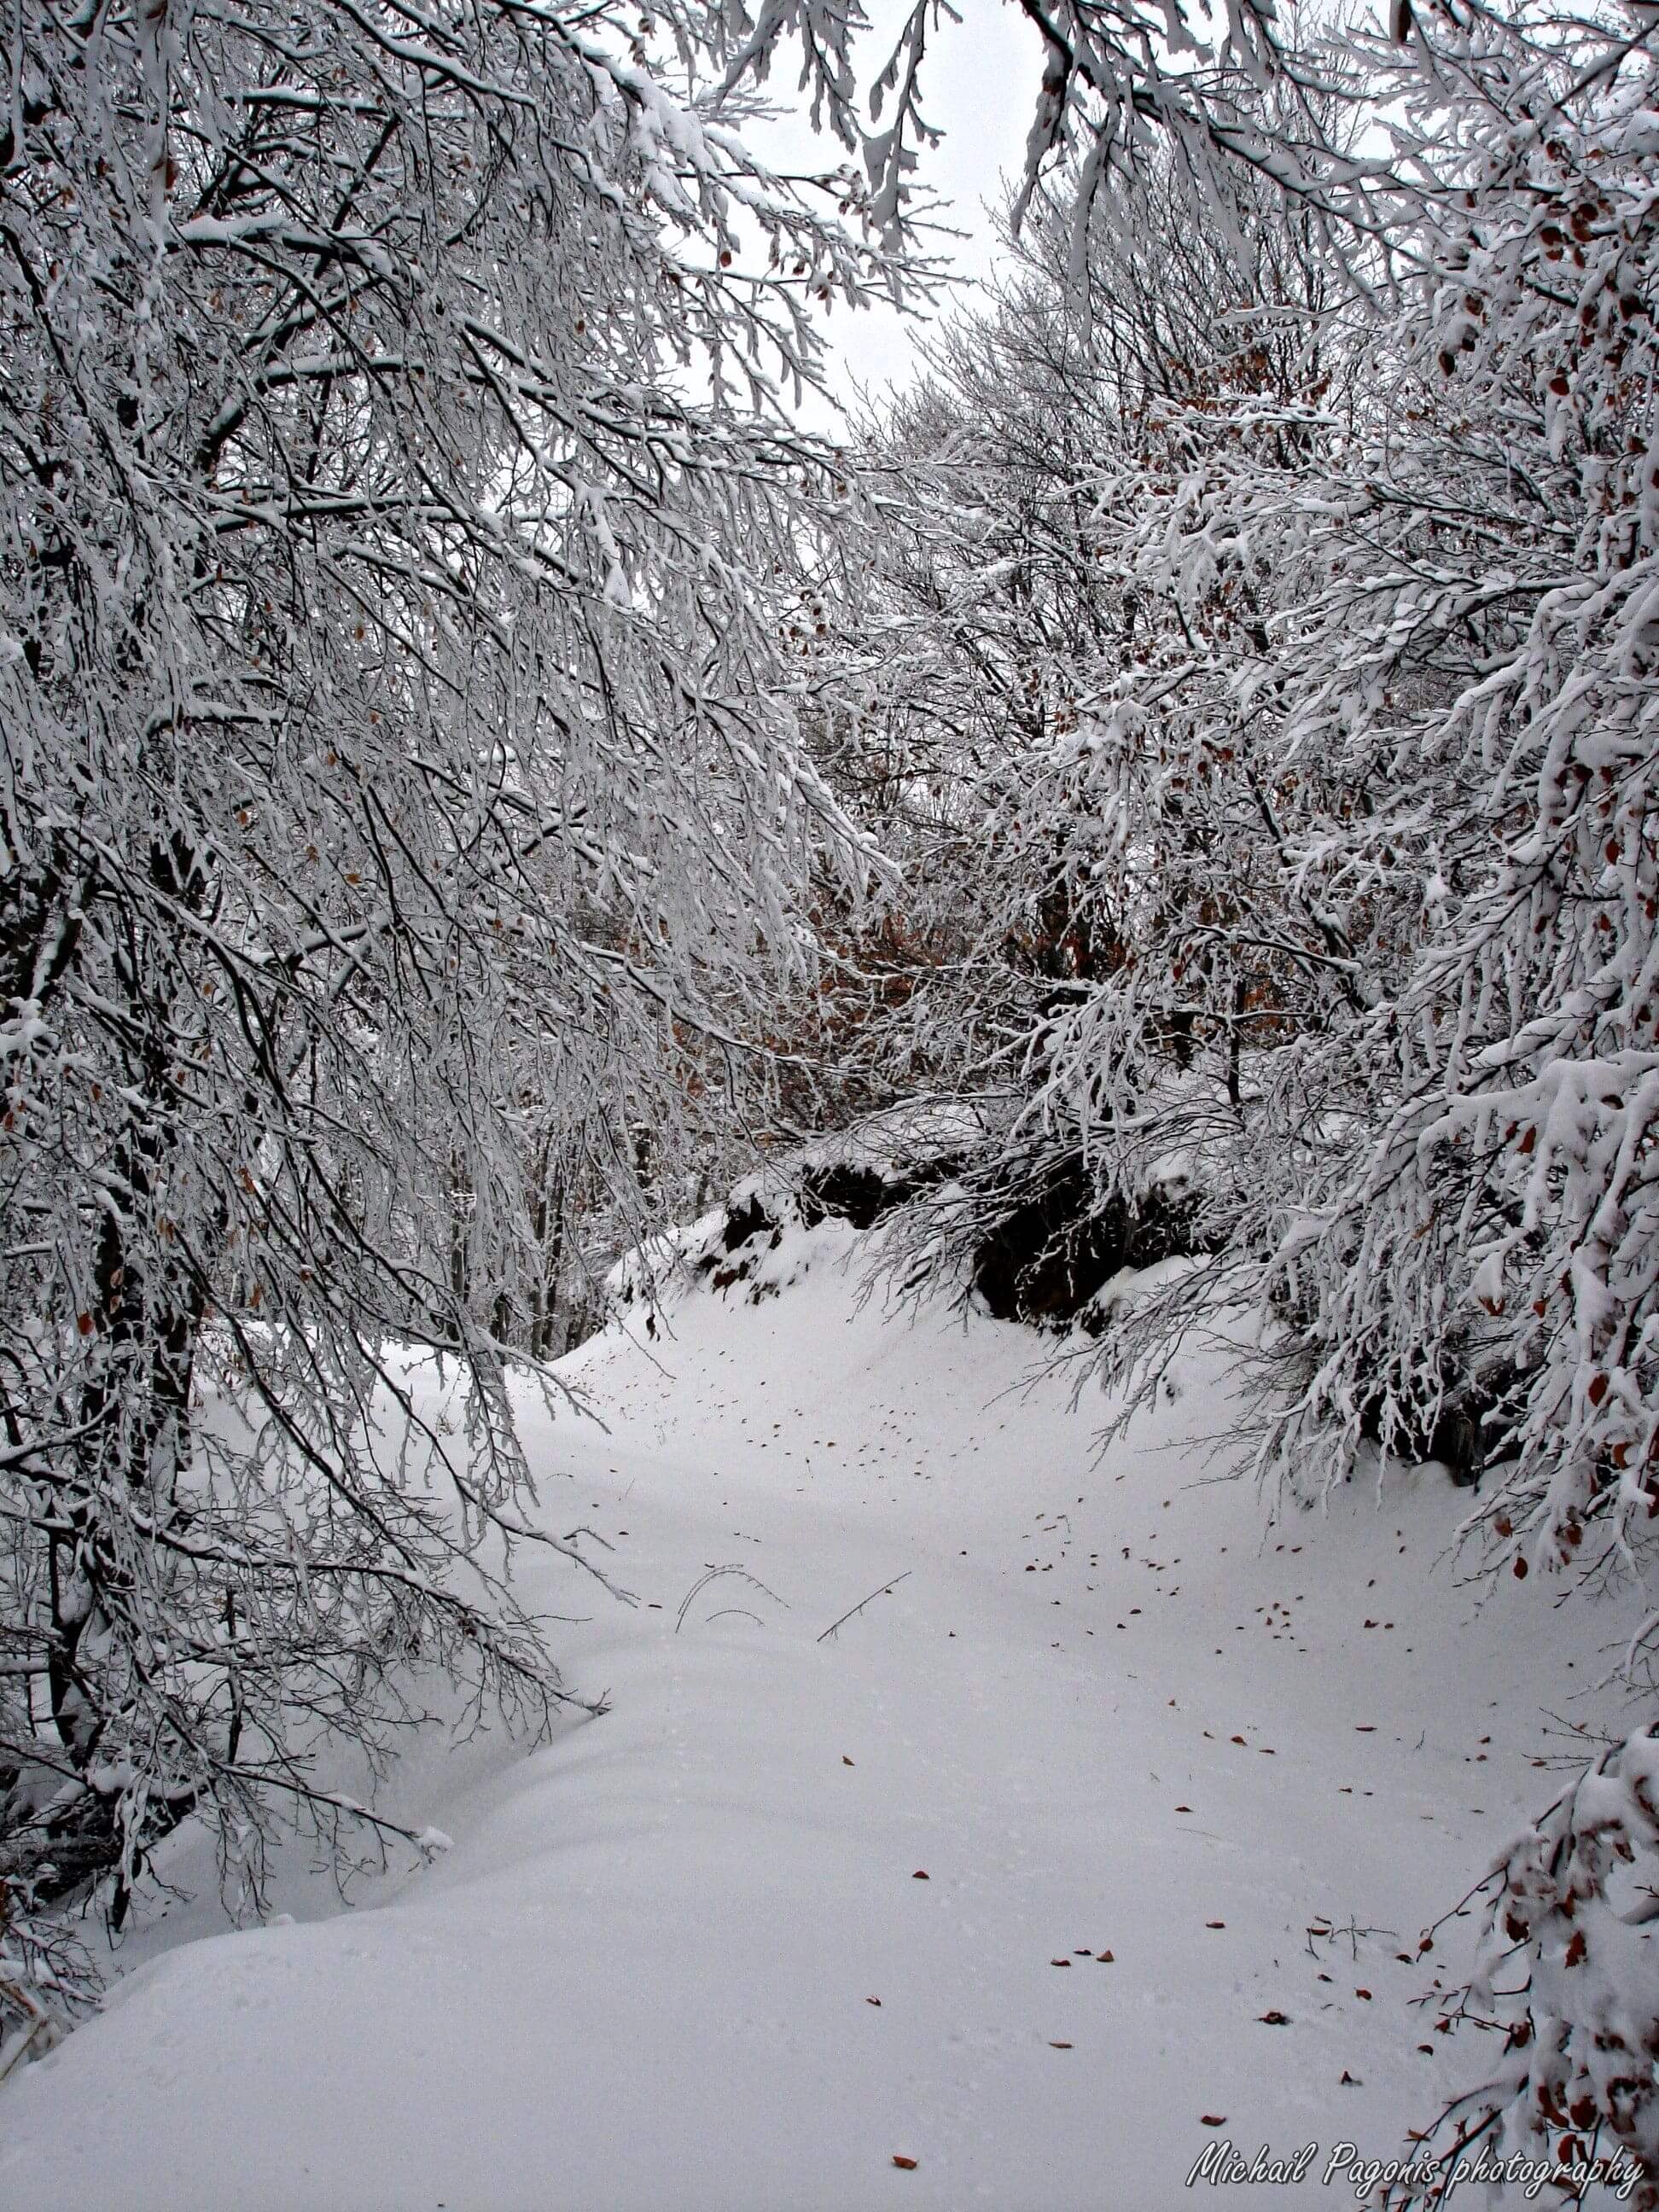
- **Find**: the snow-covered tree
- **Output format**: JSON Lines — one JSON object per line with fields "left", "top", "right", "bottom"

{"left": 820, "top": 5, "right": 1659, "bottom": 2183}
{"left": 803, "top": 101, "right": 1369, "bottom": 1308}
{"left": 0, "top": 0, "right": 930, "bottom": 1976}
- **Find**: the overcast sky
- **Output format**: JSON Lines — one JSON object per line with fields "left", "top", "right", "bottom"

{"left": 745, "top": 0, "right": 1044, "bottom": 429}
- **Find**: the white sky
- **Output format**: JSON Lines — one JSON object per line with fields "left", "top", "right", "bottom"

{"left": 743, "top": 0, "right": 1045, "bottom": 428}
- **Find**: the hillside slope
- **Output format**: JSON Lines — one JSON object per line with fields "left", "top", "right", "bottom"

{"left": 0, "top": 1214, "right": 1640, "bottom": 2210}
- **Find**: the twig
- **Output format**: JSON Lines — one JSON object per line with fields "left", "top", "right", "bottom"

{"left": 818, "top": 1570, "right": 912, "bottom": 1643}
{"left": 674, "top": 1564, "right": 789, "bottom": 1633}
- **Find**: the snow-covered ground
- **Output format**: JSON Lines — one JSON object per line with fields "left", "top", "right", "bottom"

{"left": 1, "top": 1213, "right": 1643, "bottom": 2209}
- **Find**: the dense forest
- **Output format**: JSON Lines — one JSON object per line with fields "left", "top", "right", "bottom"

{"left": 4, "top": 1, "right": 1659, "bottom": 2201}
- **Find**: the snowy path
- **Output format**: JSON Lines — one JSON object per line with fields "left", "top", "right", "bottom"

{"left": 0, "top": 1221, "right": 1635, "bottom": 2210}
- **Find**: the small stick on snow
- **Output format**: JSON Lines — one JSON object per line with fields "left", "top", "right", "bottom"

{"left": 817, "top": 1571, "right": 912, "bottom": 1643}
